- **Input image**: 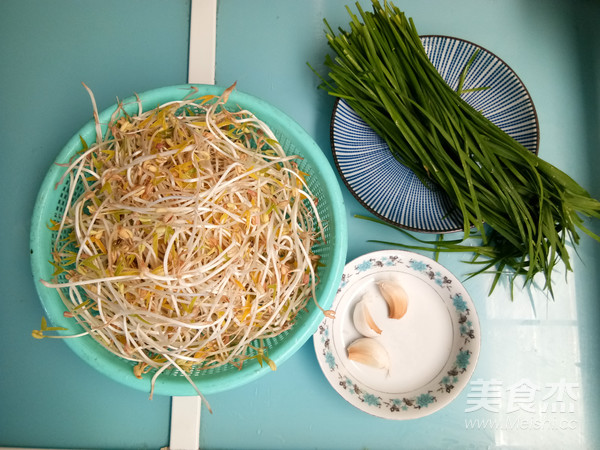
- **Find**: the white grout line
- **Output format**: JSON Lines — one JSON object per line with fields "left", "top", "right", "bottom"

{"left": 169, "top": 396, "right": 202, "bottom": 450}
{"left": 188, "top": 0, "right": 217, "bottom": 85}
{"left": 171, "top": 4, "right": 216, "bottom": 448}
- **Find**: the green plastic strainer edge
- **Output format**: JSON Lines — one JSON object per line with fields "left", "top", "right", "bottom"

{"left": 29, "top": 84, "right": 348, "bottom": 396}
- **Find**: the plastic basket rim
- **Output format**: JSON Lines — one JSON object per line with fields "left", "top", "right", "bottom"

{"left": 30, "top": 83, "right": 348, "bottom": 396}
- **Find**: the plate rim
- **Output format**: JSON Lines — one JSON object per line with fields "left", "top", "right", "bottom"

{"left": 313, "top": 249, "right": 481, "bottom": 420}
{"left": 329, "top": 34, "right": 540, "bottom": 234}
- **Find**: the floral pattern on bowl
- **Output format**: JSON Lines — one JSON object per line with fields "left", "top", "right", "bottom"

{"left": 314, "top": 250, "right": 480, "bottom": 420}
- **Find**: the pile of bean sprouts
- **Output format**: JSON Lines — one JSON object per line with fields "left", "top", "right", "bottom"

{"left": 40, "top": 83, "right": 327, "bottom": 400}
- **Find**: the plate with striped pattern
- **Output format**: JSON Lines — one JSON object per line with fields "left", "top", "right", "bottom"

{"left": 330, "top": 35, "right": 539, "bottom": 233}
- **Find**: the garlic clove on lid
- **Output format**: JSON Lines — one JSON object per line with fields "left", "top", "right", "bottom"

{"left": 353, "top": 296, "right": 383, "bottom": 337}
{"left": 377, "top": 281, "right": 409, "bottom": 319}
{"left": 347, "top": 337, "right": 390, "bottom": 370}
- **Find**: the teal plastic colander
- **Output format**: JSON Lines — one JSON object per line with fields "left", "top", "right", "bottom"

{"left": 30, "top": 84, "right": 348, "bottom": 396}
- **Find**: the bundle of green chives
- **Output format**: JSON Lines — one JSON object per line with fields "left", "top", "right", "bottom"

{"left": 318, "top": 0, "right": 600, "bottom": 296}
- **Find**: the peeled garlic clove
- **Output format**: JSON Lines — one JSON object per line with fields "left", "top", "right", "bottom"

{"left": 353, "top": 297, "right": 383, "bottom": 337}
{"left": 377, "top": 281, "right": 408, "bottom": 319}
{"left": 347, "top": 337, "right": 390, "bottom": 370}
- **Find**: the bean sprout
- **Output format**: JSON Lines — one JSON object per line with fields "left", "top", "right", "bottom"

{"left": 38, "top": 84, "right": 328, "bottom": 404}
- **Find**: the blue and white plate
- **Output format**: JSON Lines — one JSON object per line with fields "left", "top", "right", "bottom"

{"left": 331, "top": 36, "right": 539, "bottom": 233}
{"left": 313, "top": 250, "right": 480, "bottom": 420}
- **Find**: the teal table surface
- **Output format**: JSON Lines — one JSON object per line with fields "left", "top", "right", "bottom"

{"left": 1, "top": 0, "right": 599, "bottom": 449}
